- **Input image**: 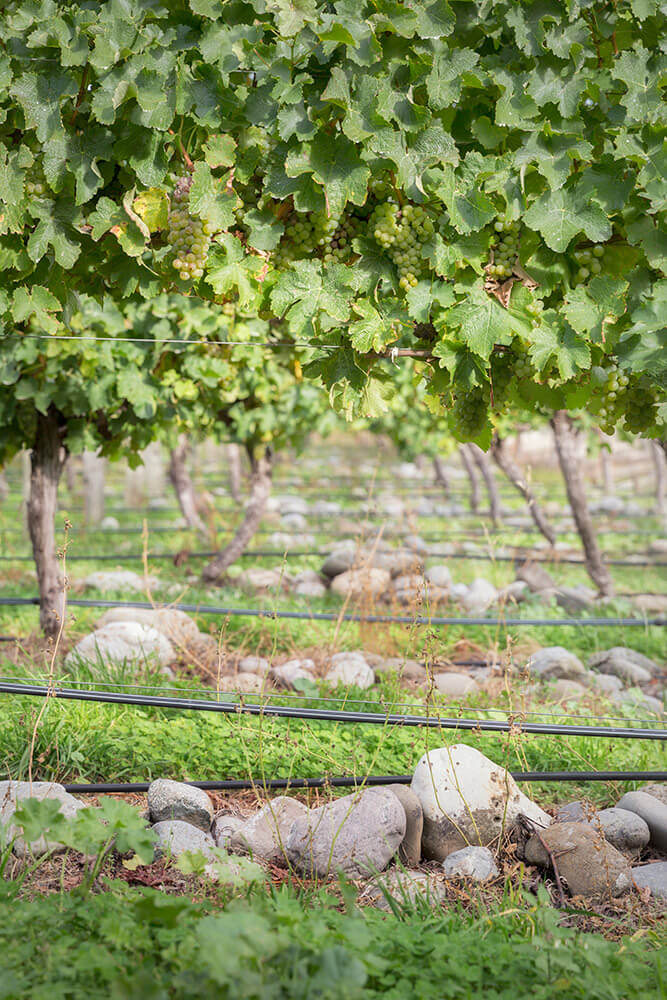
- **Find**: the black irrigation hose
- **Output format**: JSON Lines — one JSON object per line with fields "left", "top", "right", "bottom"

{"left": 63, "top": 771, "right": 667, "bottom": 794}
{"left": 0, "top": 681, "right": 664, "bottom": 740}
{"left": 1, "top": 596, "right": 664, "bottom": 627}
{"left": 0, "top": 549, "right": 665, "bottom": 567}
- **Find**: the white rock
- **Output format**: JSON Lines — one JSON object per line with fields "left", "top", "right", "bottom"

{"left": 100, "top": 516, "right": 120, "bottom": 530}
{"left": 442, "top": 846, "right": 499, "bottom": 882}
{"left": 411, "top": 744, "right": 551, "bottom": 860}
{"left": 148, "top": 779, "right": 214, "bottom": 832}
{"left": 0, "top": 781, "right": 86, "bottom": 857}
{"left": 286, "top": 788, "right": 406, "bottom": 877}
{"left": 433, "top": 673, "right": 478, "bottom": 698}
{"left": 219, "top": 673, "right": 265, "bottom": 694}
{"left": 66, "top": 622, "right": 175, "bottom": 669}
{"left": 450, "top": 583, "right": 469, "bottom": 602}
{"left": 425, "top": 565, "right": 452, "bottom": 588}
{"left": 211, "top": 814, "right": 245, "bottom": 847}
{"left": 326, "top": 654, "right": 375, "bottom": 689}
{"left": 331, "top": 567, "right": 390, "bottom": 599}
{"left": 238, "top": 568, "right": 286, "bottom": 591}
{"left": 270, "top": 659, "right": 316, "bottom": 689}
{"left": 238, "top": 655, "right": 271, "bottom": 676}
{"left": 82, "top": 570, "right": 162, "bottom": 593}
{"left": 230, "top": 797, "right": 308, "bottom": 863}
{"left": 152, "top": 820, "right": 217, "bottom": 861}
{"left": 95, "top": 607, "right": 200, "bottom": 646}
{"left": 282, "top": 512, "right": 307, "bottom": 529}
{"left": 461, "top": 579, "right": 498, "bottom": 614}
{"left": 527, "top": 647, "right": 586, "bottom": 680}
{"left": 293, "top": 579, "right": 327, "bottom": 598}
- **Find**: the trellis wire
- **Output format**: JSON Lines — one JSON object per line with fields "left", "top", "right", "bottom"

{"left": 0, "top": 675, "right": 660, "bottom": 727}
{"left": 0, "top": 681, "right": 663, "bottom": 739}
{"left": 0, "top": 596, "right": 664, "bottom": 627}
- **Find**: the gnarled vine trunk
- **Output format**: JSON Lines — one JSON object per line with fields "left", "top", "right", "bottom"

{"left": 168, "top": 436, "right": 208, "bottom": 537}
{"left": 550, "top": 411, "right": 613, "bottom": 597}
{"left": 490, "top": 434, "right": 556, "bottom": 545}
{"left": 458, "top": 445, "right": 480, "bottom": 514}
{"left": 227, "top": 443, "right": 243, "bottom": 504}
{"left": 468, "top": 443, "right": 502, "bottom": 526}
{"left": 0, "top": 471, "right": 8, "bottom": 503}
{"left": 202, "top": 446, "right": 272, "bottom": 582}
{"left": 28, "top": 408, "right": 67, "bottom": 639}
{"left": 432, "top": 456, "right": 450, "bottom": 498}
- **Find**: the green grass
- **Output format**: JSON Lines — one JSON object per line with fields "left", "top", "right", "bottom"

{"left": 0, "top": 879, "right": 663, "bottom": 999}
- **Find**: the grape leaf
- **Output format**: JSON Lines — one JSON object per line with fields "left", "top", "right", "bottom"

{"left": 445, "top": 285, "right": 515, "bottom": 359}
{"left": 527, "top": 313, "right": 591, "bottom": 377}
{"left": 524, "top": 186, "right": 611, "bottom": 252}
{"left": 286, "top": 133, "right": 369, "bottom": 217}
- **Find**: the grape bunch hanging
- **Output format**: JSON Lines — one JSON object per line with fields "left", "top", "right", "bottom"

{"left": 370, "top": 202, "right": 435, "bottom": 290}
{"left": 167, "top": 175, "right": 218, "bottom": 283}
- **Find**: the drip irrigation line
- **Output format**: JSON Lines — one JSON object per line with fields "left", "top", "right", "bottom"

{"left": 63, "top": 770, "right": 667, "bottom": 794}
{"left": 0, "top": 596, "right": 664, "bottom": 628}
{"left": 0, "top": 548, "right": 662, "bottom": 568}
{"left": 0, "top": 675, "right": 660, "bottom": 726}
{"left": 0, "top": 681, "right": 663, "bottom": 740}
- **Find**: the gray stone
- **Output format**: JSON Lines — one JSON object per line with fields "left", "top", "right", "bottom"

{"left": 554, "top": 801, "right": 596, "bottom": 824}
{"left": 411, "top": 745, "right": 550, "bottom": 861}
{"left": 152, "top": 820, "right": 216, "bottom": 861}
{"left": 66, "top": 621, "right": 175, "bottom": 670}
{"left": 321, "top": 542, "right": 359, "bottom": 579}
{"left": 365, "top": 869, "right": 445, "bottom": 911}
{"left": 204, "top": 856, "right": 267, "bottom": 885}
{"left": 641, "top": 784, "right": 667, "bottom": 806}
{"left": 230, "top": 797, "right": 308, "bottom": 864}
{"left": 424, "top": 565, "right": 452, "bottom": 588}
{"left": 525, "top": 822, "right": 632, "bottom": 900}
{"left": 238, "top": 568, "right": 286, "bottom": 591}
{"left": 527, "top": 647, "right": 585, "bottom": 680}
{"left": 374, "top": 549, "right": 424, "bottom": 578}
{"left": 96, "top": 607, "right": 201, "bottom": 647}
{"left": 293, "top": 578, "right": 327, "bottom": 598}
{"left": 270, "top": 659, "right": 316, "bottom": 689}
{"left": 82, "top": 570, "right": 162, "bottom": 593}
{"left": 219, "top": 673, "right": 264, "bottom": 694}
{"left": 632, "top": 862, "right": 667, "bottom": 906}
{"left": 595, "top": 808, "right": 650, "bottom": 855}
{"left": 450, "top": 583, "right": 469, "bottom": 602}
{"left": 589, "top": 647, "right": 660, "bottom": 676}
{"left": 238, "top": 655, "right": 271, "bottom": 676}
{"left": 616, "top": 791, "right": 667, "bottom": 852}
{"left": 516, "top": 563, "right": 555, "bottom": 593}
{"left": 433, "top": 673, "right": 478, "bottom": 698}
{"left": 588, "top": 649, "right": 653, "bottom": 686}
{"left": 375, "top": 657, "right": 426, "bottom": 682}
{"left": 326, "top": 653, "right": 375, "bottom": 690}
{"left": 331, "top": 567, "right": 391, "bottom": 599}
{"left": 583, "top": 672, "right": 624, "bottom": 695}
{"left": 385, "top": 784, "right": 423, "bottom": 867}
{"left": 148, "top": 779, "right": 214, "bottom": 832}
{"left": 613, "top": 689, "right": 664, "bottom": 715}
{"left": 286, "top": 788, "right": 406, "bottom": 878}
{"left": 496, "top": 581, "right": 529, "bottom": 604}
{"left": 0, "top": 781, "right": 86, "bottom": 857}
{"left": 461, "top": 578, "right": 498, "bottom": 614}
{"left": 555, "top": 586, "right": 596, "bottom": 613}
{"left": 547, "top": 679, "right": 587, "bottom": 701}
{"left": 211, "top": 814, "right": 246, "bottom": 847}
{"left": 442, "top": 846, "right": 499, "bottom": 882}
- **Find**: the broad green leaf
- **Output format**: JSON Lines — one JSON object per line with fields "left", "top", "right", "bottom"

{"left": 524, "top": 186, "right": 611, "bottom": 252}
{"left": 286, "top": 134, "right": 369, "bottom": 217}
{"left": 189, "top": 162, "right": 237, "bottom": 231}
{"left": 527, "top": 313, "right": 591, "bottom": 377}
{"left": 445, "top": 285, "right": 515, "bottom": 359}
{"left": 562, "top": 276, "right": 628, "bottom": 342}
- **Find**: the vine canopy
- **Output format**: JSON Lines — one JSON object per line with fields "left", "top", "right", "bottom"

{"left": 0, "top": 0, "right": 665, "bottom": 445}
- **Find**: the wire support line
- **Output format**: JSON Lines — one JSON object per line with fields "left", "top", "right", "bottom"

{"left": 62, "top": 770, "right": 667, "bottom": 794}
{"left": 0, "top": 682, "right": 663, "bottom": 740}
{"left": 0, "top": 596, "right": 664, "bottom": 627}
{"left": 0, "top": 675, "right": 661, "bottom": 727}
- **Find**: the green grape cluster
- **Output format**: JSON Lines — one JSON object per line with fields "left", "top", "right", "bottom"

{"left": 323, "top": 212, "right": 362, "bottom": 264}
{"left": 450, "top": 385, "right": 489, "bottom": 438}
{"left": 591, "top": 361, "right": 630, "bottom": 433}
{"left": 370, "top": 201, "right": 435, "bottom": 290}
{"left": 525, "top": 298, "right": 544, "bottom": 324}
{"left": 167, "top": 174, "right": 217, "bottom": 282}
{"left": 25, "top": 157, "right": 48, "bottom": 197}
{"left": 513, "top": 341, "right": 536, "bottom": 383}
{"left": 572, "top": 243, "right": 605, "bottom": 284}
{"left": 623, "top": 384, "right": 657, "bottom": 435}
{"left": 488, "top": 219, "right": 521, "bottom": 279}
{"left": 274, "top": 210, "right": 339, "bottom": 268}
{"left": 368, "top": 174, "right": 393, "bottom": 200}
{"left": 490, "top": 351, "right": 515, "bottom": 411}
